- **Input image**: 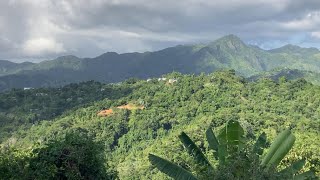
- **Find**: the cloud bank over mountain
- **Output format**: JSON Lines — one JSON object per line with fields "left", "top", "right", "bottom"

{"left": 0, "top": 0, "right": 319, "bottom": 62}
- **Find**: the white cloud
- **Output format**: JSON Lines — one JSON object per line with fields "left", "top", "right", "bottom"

{"left": 311, "top": 32, "right": 320, "bottom": 38}
{"left": 282, "top": 11, "right": 320, "bottom": 30}
{"left": 0, "top": 0, "right": 320, "bottom": 61}
{"left": 23, "top": 37, "right": 65, "bottom": 55}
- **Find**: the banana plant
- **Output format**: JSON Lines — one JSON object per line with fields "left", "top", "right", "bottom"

{"left": 149, "top": 120, "right": 246, "bottom": 179}
{"left": 260, "top": 129, "right": 316, "bottom": 179}
{"left": 206, "top": 120, "right": 245, "bottom": 164}
{"left": 149, "top": 121, "right": 316, "bottom": 179}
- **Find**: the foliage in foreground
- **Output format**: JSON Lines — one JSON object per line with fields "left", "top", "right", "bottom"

{"left": 0, "top": 71, "right": 319, "bottom": 179}
{"left": 0, "top": 129, "right": 117, "bottom": 179}
{"left": 149, "top": 120, "right": 317, "bottom": 179}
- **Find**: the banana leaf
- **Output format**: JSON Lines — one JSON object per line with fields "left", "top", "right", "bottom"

{"left": 206, "top": 128, "right": 219, "bottom": 159}
{"left": 293, "top": 170, "right": 316, "bottom": 180}
{"left": 279, "top": 159, "right": 305, "bottom": 176}
{"left": 179, "top": 132, "right": 212, "bottom": 167}
{"left": 149, "top": 154, "right": 198, "bottom": 180}
{"left": 261, "top": 129, "right": 295, "bottom": 167}
{"left": 217, "top": 120, "right": 245, "bottom": 153}
{"left": 253, "top": 132, "right": 267, "bottom": 155}
{"left": 218, "top": 144, "right": 227, "bottom": 164}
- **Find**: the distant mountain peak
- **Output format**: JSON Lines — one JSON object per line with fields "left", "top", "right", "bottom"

{"left": 0, "top": 59, "right": 17, "bottom": 65}
{"left": 220, "top": 34, "right": 242, "bottom": 41}
{"left": 97, "top": 52, "right": 119, "bottom": 58}
{"left": 209, "top": 34, "right": 247, "bottom": 51}
{"left": 280, "top": 44, "right": 304, "bottom": 51}
{"left": 54, "top": 55, "right": 81, "bottom": 61}
{"left": 282, "top": 44, "right": 299, "bottom": 48}
{"left": 269, "top": 44, "right": 319, "bottom": 54}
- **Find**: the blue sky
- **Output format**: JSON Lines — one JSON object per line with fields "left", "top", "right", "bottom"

{"left": 0, "top": 0, "right": 319, "bottom": 62}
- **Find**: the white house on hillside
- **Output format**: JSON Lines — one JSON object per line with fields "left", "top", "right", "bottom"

{"left": 158, "top": 78, "right": 167, "bottom": 81}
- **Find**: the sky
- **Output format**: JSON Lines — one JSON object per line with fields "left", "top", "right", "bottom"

{"left": 0, "top": 0, "right": 320, "bottom": 62}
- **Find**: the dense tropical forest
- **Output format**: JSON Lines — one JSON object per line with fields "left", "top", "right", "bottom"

{"left": 0, "top": 70, "right": 319, "bottom": 179}
{"left": 1, "top": 35, "right": 320, "bottom": 91}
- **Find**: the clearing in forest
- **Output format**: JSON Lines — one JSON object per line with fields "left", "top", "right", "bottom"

{"left": 98, "top": 103, "right": 144, "bottom": 116}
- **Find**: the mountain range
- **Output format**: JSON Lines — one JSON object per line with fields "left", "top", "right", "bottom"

{"left": 0, "top": 34, "right": 319, "bottom": 91}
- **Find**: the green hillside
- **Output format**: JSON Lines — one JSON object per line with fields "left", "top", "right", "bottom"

{"left": 0, "top": 60, "right": 34, "bottom": 76}
{"left": 1, "top": 71, "right": 319, "bottom": 179}
{"left": 0, "top": 35, "right": 319, "bottom": 91}
{"left": 249, "top": 68, "right": 320, "bottom": 85}
{"left": 268, "top": 44, "right": 320, "bottom": 55}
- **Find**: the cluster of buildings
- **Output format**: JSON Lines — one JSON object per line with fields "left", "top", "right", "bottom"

{"left": 146, "top": 78, "right": 178, "bottom": 84}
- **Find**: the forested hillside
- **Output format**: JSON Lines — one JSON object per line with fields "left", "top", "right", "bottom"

{"left": 0, "top": 71, "right": 319, "bottom": 179}
{"left": 249, "top": 68, "right": 320, "bottom": 85}
{"left": 0, "top": 35, "right": 320, "bottom": 91}
{"left": 0, "top": 60, "right": 34, "bottom": 76}
{"left": 0, "top": 81, "right": 133, "bottom": 142}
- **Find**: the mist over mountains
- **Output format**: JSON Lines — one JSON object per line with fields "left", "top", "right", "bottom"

{"left": 0, "top": 34, "right": 319, "bottom": 91}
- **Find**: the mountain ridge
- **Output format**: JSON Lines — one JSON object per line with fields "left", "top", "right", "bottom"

{"left": 3, "top": 34, "right": 319, "bottom": 65}
{"left": 0, "top": 34, "right": 319, "bottom": 91}
{"left": 269, "top": 44, "right": 320, "bottom": 55}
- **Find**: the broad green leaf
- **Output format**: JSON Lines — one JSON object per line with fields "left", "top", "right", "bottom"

{"left": 279, "top": 159, "right": 305, "bottom": 176}
{"left": 293, "top": 170, "right": 316, "bottom": 180}
{"left": 206, "top": 128, "right": 219, "bottom": 159}
{"left": 268, "top": 133, "right": 295, "bottom": 166}
{"left": 218, "top": 144, "right": 226, "bottom": 164}
{"left": 179, "top": 132, "right": 212, "bottom": 167}
{"left": 148, "top": 154, "right": 198, "bottom": 180}
{"left": 261, "top": 129, "right": 295, "bottom": 167}
{"left": 253, "top": 132, "right": 267, "bottom": 155}
{"left": 217, "top": 120, "right": 245, "bottom": 153}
